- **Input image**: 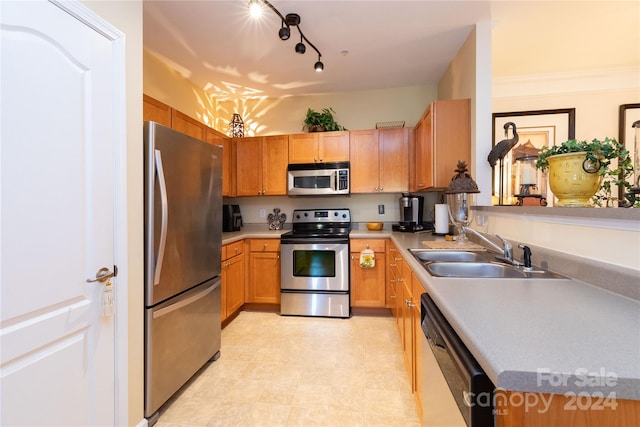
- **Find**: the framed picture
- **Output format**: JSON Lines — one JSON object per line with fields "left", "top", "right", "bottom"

{"left": 491, "top": 108, "right": 576, "bottom": 206}
{"left": 618, "top": 103, "right": 640, "bottom": 200}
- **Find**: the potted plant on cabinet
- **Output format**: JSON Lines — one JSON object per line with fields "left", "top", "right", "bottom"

{"left": 535, "top": 138, "right": 635, "bottom": 207}
{"left": 303, "top": 107, "right": 345, "bottom": 132}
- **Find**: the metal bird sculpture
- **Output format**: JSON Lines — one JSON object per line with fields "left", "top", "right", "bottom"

{"left": 488, "top": 122, "right": 519, "bottom": 167}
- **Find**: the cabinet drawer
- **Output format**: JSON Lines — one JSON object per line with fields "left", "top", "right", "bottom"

{"left": 249, "top": 239, "right": 281, "bottom": 252}
{"left": 222, "top": 240, "right": 243, "bottom": 260}
{"left": 351, "top": 239, "right": 386, "bottom": 253}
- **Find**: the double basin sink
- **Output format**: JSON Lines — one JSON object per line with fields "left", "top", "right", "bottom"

{"left": 410, "top": 249, "right": 566, "bottom": 279}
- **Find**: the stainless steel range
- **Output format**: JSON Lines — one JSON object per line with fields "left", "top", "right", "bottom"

{"left": 280, "top": 209, "right": 351, "bottom": 318}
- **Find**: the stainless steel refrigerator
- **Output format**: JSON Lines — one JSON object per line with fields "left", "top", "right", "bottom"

{"left": 143, "top": 122, "right": 222, "bottom": 422}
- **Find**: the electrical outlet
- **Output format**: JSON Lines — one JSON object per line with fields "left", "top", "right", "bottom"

{"left": 378, "top": 204, "right": 385, "bottom": 215}
{"left": 259, "top": 208, "right": 266, "bottom": 218}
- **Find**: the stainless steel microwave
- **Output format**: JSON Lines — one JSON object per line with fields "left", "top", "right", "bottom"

{"left": 287, "top": 162, "right": 350, "bottom": 196}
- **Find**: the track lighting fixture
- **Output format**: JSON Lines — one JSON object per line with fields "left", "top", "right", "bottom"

{"left": 295, "top": 35, "right": 306, "bottom": 54}
{"left": 248, "top": 0, "right": 324, "bottom": 72}
{"left": 278, "top": 21, "right": 290, "bottom": 40}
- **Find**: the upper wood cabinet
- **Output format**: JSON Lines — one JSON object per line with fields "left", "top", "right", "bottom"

{"left": 143, "top": 94, "right": 171, "bottom": 127}
{"left": 171, "top": 110, "right": 205, "bottom": 140}
{"left": 288, "top": 131, "right": 349, "bottom": 164}
{"left": 412, "top": 99, "right": 471, "bottom": 191}
{"left": 205, "top": 127, "right": 234, "bottom": 197}
{"left": 235, "top": 135, "right": 288, "bottom": 196}
{"left": 350, "top": 128, "right": 410, "bottom": 193}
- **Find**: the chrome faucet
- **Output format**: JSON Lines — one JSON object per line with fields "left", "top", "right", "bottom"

{"left": 461, "top": 227, "right": 522, "bottom": 266}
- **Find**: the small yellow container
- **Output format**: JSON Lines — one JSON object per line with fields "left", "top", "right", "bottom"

{"left": 366, "top": 222, "right": 383, "bottom": 231}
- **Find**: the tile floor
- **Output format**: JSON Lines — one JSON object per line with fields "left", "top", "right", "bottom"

{"left": 156, "top": 311, "right": 421, "bottom": 427}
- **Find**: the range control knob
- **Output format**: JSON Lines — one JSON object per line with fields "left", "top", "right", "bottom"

{"left": 342, "top": 214, "right": 347, "bottom": 218}
{"left": 304, "top": 212, "right": 308, "bottom": 217}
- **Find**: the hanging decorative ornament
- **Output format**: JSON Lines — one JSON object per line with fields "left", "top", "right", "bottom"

{"left": 445, "top": 161, "right": 480, "bottom": 244}
{"left": 229, "top": 113, "right": 244, "bottom": 138}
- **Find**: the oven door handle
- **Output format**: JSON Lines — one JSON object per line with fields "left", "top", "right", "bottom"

{"left": 281, "top": 238, "right": 349, "bottom": 245}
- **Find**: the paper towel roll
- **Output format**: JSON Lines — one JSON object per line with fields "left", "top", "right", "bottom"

{"left": 434, "top": 204, "right": 449, "bottom": 234}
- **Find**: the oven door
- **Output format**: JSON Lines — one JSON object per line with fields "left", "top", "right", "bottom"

{"left": 280, "top": 240, "right": 349, "bottom": 291}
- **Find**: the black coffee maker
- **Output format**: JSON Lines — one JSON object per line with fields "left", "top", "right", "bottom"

{"left": 393, "top": 193, "right": 425, "bottom": 232}
{"left": 222, "top": 204, "right": 242, "bottom": 232}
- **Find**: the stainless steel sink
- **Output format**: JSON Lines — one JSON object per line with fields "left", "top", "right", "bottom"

{"left": 409, "top": 249, "right": 487, "bottom": 263}
{"left": 426, "top": 262, "right": 526, "bottom": 278}
{"left": 425, "top": 261, "right": 567, "bottom": 279}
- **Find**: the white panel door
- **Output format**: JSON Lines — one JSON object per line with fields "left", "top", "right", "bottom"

{"left": 1, "top": 1, "right": 120, "bottom": 425}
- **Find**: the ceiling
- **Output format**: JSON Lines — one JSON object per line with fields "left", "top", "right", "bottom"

{"left": 143, "top": 1, "right": 639, "bottom": 100}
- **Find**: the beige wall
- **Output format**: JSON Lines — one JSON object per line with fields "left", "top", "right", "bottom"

{"left": 438, "top": 23, "right": 494, "bottom": 206}
{"left": 144, "top": 49, "right": 437, "bottom": 135}
{"left": 485, "top": 68, "right": 640, "bottom": 269}
{"left": 81, "top": 1, "right": 144, "bottom": 426}
{"left": 144, "top": 50, "right": 217, "bottom": 128}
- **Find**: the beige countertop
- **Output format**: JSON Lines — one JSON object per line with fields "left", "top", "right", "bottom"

{"left": 223, "top": 224, "right": 640, "bottom": 400}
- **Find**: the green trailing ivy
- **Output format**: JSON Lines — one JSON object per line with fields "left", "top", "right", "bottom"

{"left": 536, "top": 138, "right": 637, "bottom": 207}
{"left": 303, "top": 107, "right": 345, "bottom": 132}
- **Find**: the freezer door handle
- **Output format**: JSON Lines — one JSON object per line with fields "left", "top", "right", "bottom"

{"left": 154, "top": 149, "right": 169, "bottom": 286}
{"left": 152, "top": 279, "right": 221, "bottom": 319}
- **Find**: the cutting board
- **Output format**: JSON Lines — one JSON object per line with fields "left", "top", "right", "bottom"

{"left": 422, "top": 241, "right": 486, "bottom": 250}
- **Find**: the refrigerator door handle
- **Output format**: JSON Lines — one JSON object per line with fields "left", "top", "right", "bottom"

{"left": 154, "top": 149, "right": 169, "bottom": 286}
{"left": 152, "top": 279, "right": 221, "bottom": 319}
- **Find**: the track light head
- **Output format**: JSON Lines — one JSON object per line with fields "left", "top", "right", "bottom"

{"left": 251, "top": 1, "right": 323, "bottom": 70}
{"left": 278, "top": 23, "right": 290, "bottom": 40}
{"left": 248, "top": 0, "right": 263, "bottom": 18}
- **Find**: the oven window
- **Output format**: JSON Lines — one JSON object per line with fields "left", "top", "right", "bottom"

{"left": 293, "top": 250, "right": 335, "bottom": 277}
{"left": 293, "top": 175, "right": 332, "bottom": 189}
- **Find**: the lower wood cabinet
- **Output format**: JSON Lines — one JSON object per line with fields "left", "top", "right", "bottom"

{"left": 350, "top": 239, "right": 386, "bottom": 307}
{"left": 246, "top": 239, "right": 281, "bottom": 304}
{"left": 221, "top": 241, "right": 244, "bottom": 322}
{"left": 410, "top": 271, "right": 423, "bottom": 419}
{"left": 495, "top": 390, "right": 640, "bottom": 427}
{"left": 386, "top": 239, "right": 423, "bottom": 419}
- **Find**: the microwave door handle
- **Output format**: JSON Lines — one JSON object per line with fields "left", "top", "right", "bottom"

{"left": 333, "top": 170, "right": 337, "bottom": 191}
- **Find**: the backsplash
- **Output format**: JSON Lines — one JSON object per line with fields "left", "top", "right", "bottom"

{"left": 223, "top": 192, "right": 442, "bottom": 224}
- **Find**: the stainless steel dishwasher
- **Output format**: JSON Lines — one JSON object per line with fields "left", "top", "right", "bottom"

{"left": 420, "top": 293, "right": 495, "bottom": 427}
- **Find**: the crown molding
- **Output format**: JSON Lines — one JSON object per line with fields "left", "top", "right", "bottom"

{"left": 493, "top": 66, "right": 640, "bottom": 99}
